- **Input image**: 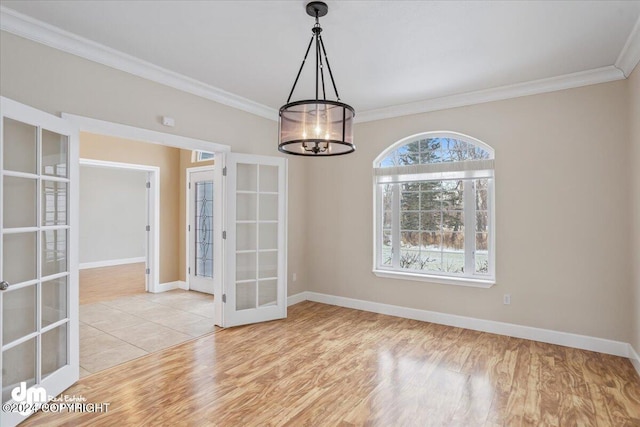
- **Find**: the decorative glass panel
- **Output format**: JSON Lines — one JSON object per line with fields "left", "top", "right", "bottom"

{"left": 195, "top": 181, "right": 214, "bottom": 278}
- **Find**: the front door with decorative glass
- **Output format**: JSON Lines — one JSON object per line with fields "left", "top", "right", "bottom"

{"left": 188, "top": 168, "right": 215, "bottom": 294}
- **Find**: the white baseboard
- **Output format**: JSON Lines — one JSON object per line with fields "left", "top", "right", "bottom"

{"left": 630, "top": 344, "right": 640, "bottom": 378}
{"left": 287, "top": 291, "right": 630, "bottom": 358}
{"left": 79, "top": 257, "right": 146, "bottom": 270}
{"left": 152, "top": 281, "right": 187, "bottom": 293}
{"left": 287, "top": 292, "right": 309, "bottom": 306}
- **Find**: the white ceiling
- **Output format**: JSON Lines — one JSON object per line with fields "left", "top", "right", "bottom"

{"left": 2, "top": 1, "right": 640, "bottom": 120}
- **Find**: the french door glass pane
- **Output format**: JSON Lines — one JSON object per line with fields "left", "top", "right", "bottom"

{"left": 42, "top": 229, "right": 68, "bottom": 277}
{"left": 236, "top": 252, "right": 256, "bottom": 281}
{"left": 258, "top": 280, "right": 277, "bottom": 307}
{"left": 258, "top": 251, "right": 277, "bottom": 278}
{"left": 3, "top": 117, "right": 36, "bottom": 174}
{"left": 42, "top": 181, "right": 68, "bottom": 226}
{"left": 2, "top": 338, "right": 36, "bottom": 403}
{"left": 259, "top": 194, "right": 278, "bottom": 221}
{"left": 42, "top": 276, "right": 68, "bottom": 327}
{"left": 258, "top": 223, "right": 277, "bottom": 250}
{"left": 236, "top": 193, "right": 257, "bottom": 220}
{"left": 236, "top": 223, "right": 256, "bottom": 251}
{"left": 41, "top": 324, "right": 68, "bottom": 379}
{"left": 237, "top": 164, "right": 257, "bottom": 191}
{"left": 2, "top": 285, "right": 36, "bottom": 344}
{"left": 41, "top": 129, "right": 68, "bottom": 178}
{"left": 3, "top": 232, "right": 37, "bottom": 284}
{"left": 236, "top": 282, "right": 256, "bottom": 310}
{"left": 3, "top": 176, "right": 37, "bottom": 228}
{"left": 258, "top": 165, "right": 278, "bottom": 192}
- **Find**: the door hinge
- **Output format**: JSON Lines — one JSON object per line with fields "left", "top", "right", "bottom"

{"left": 222, "top": 166, "right": 227, "bottom": 176}
{"left": 222, "top": 294, "right": 226, "bottom": 303}
{"left": 145, "top": 225, "right": 150, "bottom": 232}
{"left": 188, "top": 267, "right": 191, "bottom": 274}
{"left": 145, "top": 268, "right": 150, "bottom": 275}
{"left": 222, "top": 230, "right": 227, "bottom": 239}
{"left": 188, "top": 182, "right": 191, "bottom": 190}
{"left": 188, "top": 224, "right": 191, "bottom": 232}
{"left": 146, "top": 182, "right": 151, "bottom": 189}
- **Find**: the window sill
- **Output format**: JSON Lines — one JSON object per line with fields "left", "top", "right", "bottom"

{"left": 372, "top": 269, "right": 495, "bottom": 288}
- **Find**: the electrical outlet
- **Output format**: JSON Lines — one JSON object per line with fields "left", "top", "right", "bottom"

{"left": 292, "top": 273, "right": 297, "bottom": 282}
{"left": 503, "top": 294, "right": 511, "bottom": 305}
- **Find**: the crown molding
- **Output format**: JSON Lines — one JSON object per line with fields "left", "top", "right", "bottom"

{"left": 0, "top": 6, "right": 634, "bottom": 125}
{"left": 615, "top": 15, "right": 640, "bottom": 78}
{"left": 0, "top": 6, "right": 279, "bottom": 121}
{"left": 356, "top": 66, "right": 625, "bottom": 123}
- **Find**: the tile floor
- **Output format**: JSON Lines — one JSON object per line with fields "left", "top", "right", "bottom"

{"left": 80, "top": 290, "right": 218, "bottom": 377}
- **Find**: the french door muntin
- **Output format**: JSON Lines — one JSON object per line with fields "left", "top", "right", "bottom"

{"left": 222, "top": 153, "right": 287, "bottom": 327}
{"left": 1, "top": 97, "right": 79, "bottom": 427}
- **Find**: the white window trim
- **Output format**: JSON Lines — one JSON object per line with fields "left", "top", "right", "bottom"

{"left": 372, "top": 131, "right": 496, "bottom": 287}
{"left": 372, "top": 269, "right": 494, "bottom": 288}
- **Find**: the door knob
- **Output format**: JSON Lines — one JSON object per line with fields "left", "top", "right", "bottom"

{"left": 0, "top": 281, "right": 9, "bottom": 291}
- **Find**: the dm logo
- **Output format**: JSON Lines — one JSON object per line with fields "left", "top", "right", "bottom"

{"left": 11, "top": 382, "right": 47, "bottom": 415}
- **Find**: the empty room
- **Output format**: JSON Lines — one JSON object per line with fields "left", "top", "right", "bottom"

{"left": 1, "top": 1, "right": 639, "bottom": 426}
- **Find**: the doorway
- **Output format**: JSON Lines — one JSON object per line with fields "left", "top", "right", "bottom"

{"left": 78, "top": 159, "right": 158, "bottom": 304}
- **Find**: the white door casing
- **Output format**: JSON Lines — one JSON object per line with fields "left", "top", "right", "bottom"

{"left": 0, "top": 97, "right": 79, "bottom": 427}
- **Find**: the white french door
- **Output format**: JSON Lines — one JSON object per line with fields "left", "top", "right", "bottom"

{"left": 221, "top": 153, "right": 287, "bottom": 327}
{"left": 188, "top": 167, "right": 215, "bottom": 294}
{"left": 0, "top": 97, "right": 79, "bottom": 426}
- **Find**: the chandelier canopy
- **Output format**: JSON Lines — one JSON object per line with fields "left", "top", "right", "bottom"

{"left": 278, "top": 1, "right": 355, "bottom": 157}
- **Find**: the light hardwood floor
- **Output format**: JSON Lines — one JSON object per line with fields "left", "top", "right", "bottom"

{"left": 80, "top": 263, "right": 146, "bottom": 305}
{"left": 24, "top": 302, "right": 640, "bottom": 426}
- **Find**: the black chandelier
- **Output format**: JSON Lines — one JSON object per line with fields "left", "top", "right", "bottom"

{"left": 278, "top": 1, "right": 355, "bottom": 157}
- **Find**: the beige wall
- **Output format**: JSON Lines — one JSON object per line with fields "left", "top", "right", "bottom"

{"left": 630, "top": 65, "right": 640, "bottom": 352}
{"left": 80, "top": 132, "right": 182, "bottom": 283}
{"left": 307, "top": 80, "right": 633, "bottom": 342}
{"left": 0, "top": 32, "right": 308, "bottom": 296}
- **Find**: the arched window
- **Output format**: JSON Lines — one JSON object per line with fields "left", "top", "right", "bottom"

{"left": 373, "top": 131, "right": 495, "bottom": 286}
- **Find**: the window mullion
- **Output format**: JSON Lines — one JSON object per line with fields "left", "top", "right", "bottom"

{"left": 392, "top": 183, "right": 401, "bottom": 268}
{"left": 463, "top": 180, "right": 475, "bottom": 276}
